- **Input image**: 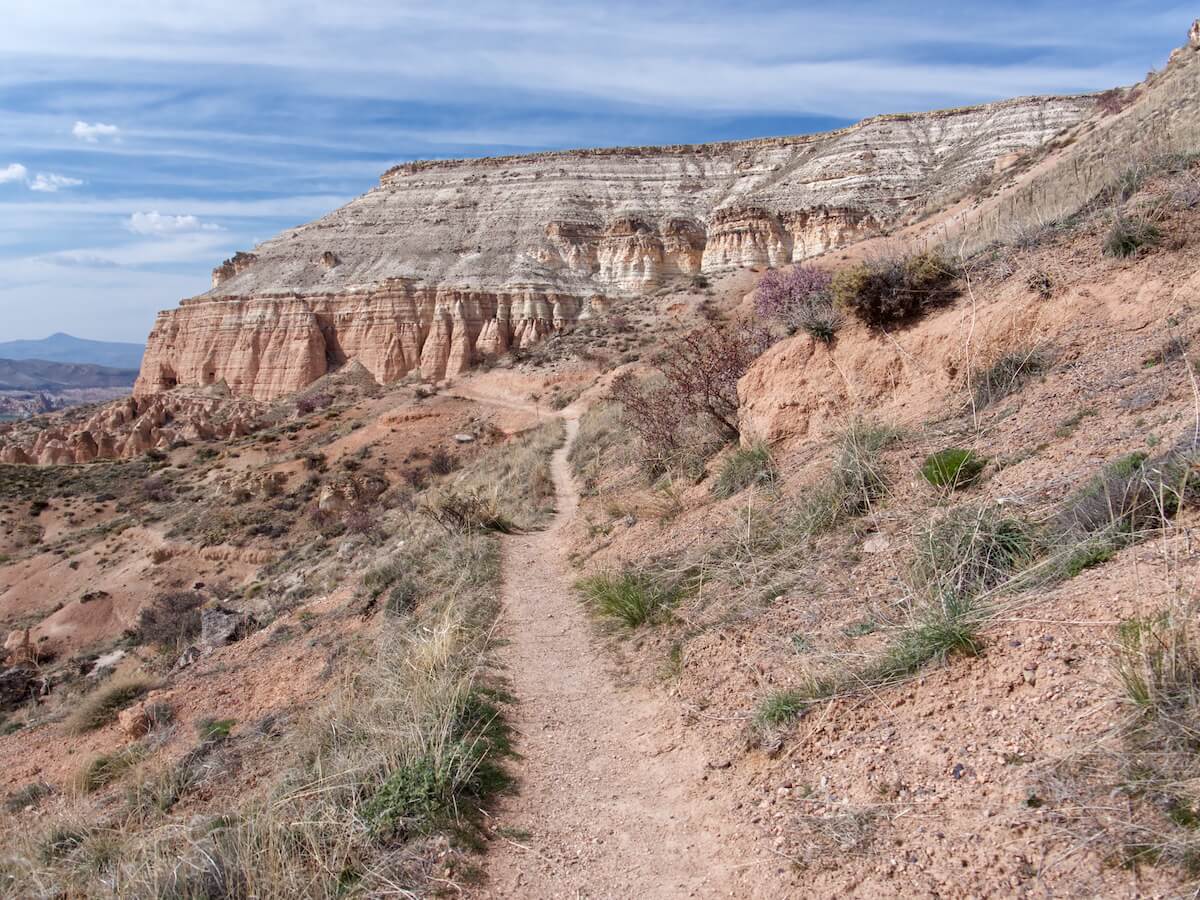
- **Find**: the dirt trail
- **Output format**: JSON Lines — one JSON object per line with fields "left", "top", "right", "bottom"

{"left": 479, "top": 410, "right": 782, "bottom": 899}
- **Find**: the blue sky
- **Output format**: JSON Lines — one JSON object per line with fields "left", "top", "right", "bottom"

{"left": 0, "top": 1, "right": 1190, "bottom": 343}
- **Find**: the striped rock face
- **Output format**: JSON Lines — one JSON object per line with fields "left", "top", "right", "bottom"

{"left": 138, "top": 95, "right": 1094, "bottom": 400}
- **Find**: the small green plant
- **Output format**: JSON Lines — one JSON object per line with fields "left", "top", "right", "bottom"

{"left": 66, "top": 674, "right": 155, "bottom": 734}
{"left": 862, "top": 600, "right": 983, "bottom": 684}
{"left": 712, "top": 443, "right": 777, "bottom": 499}
{"left": 755, "top": 689, "right": 809, "bottom": 727}
{"left": 1104, "top": 213, "right": 1161, "bottom": 258}
{"left": 921, "top": 448, "right": 986, "bottom": 491}
{"left": 196, "top": 718, "right": 236, "bottom": 743}
{"left": 577, "top": 571, "right": 681, "bottom": 628}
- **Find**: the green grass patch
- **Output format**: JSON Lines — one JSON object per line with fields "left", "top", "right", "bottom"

{"left": 921, "top": 448, "right": 986, "bottom": 491}
{"left": 577, "top": 571, "right": 682, "bottom": 628}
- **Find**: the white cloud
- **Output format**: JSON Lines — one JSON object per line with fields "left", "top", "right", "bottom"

{"left": 29, "top": 173, "right": 84, "bottom": 192}
{"left": 72, "top": 120, "right": 121, "bottom": 142}
{"left": 0, "top": 162, "right": 28, "bottom": 184}
{"left": 127, "top": 210, "right": 222, "bottom": 235}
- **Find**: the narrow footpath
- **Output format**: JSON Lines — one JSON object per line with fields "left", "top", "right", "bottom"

{"left": 479, "top": 411, "right": 781, "bottom": 899}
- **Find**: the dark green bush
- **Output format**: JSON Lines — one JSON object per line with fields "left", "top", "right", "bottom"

{"left": 831, "top": 251, "right": 958, "bottom": 328}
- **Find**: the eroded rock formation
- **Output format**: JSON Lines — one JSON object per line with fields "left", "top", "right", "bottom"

{"left": 0, "top": 392, "right": 264, "bottom": 465}
{"left": 138, "top": 94, "right": 1094, "bottom": 400}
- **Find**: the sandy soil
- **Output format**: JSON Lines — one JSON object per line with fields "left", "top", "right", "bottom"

{"left": 479, "top": 409, "right": 790, "bottom": 898}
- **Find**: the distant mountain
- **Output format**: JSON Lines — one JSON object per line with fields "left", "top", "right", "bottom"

{"left": 0, "top": 333, "right": 144, "bottom": 370}
{"left": 0, "top": 358, "right": 138, "bottom": 391}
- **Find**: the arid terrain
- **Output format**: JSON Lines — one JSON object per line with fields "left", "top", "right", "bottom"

{"left": 3, "top": 21, "right": 1200, "bottom": 900}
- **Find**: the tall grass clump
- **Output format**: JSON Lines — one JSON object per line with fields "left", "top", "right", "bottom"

{"left": 569, "top": 401, "right": 629, "bottom": 495}
{"left": 577, "top": 571, "right": 682, "bottom": 628}
{"left": 1103, "top": 212, "right": 1162, "bottom": 257}
{"left": 66, "top": 674, "right": 156, "bottom": 735}
{"left": 712, "top": 443, "right": 777, "bottom": 499}
{"left": 1045, "top": 443, "right": 1198, "bottom": 581}
{"left": 451, "top": 417, "right": 565, "bottom": 529}
{"left": 1045, "top": 602, "right": 1200, "bottom": 877}
{"left": 795, "top": 420, "right": 898, "bottom": 535}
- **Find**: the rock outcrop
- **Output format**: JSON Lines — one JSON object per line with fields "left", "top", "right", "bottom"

{"left": 0, "top": 391, "right": 264, "bottom": 465}
{"left": 138, "top": 94, "right": 1094, "bottom": 400}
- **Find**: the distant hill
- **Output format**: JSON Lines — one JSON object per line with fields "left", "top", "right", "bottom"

{"left": 0, "top": 333, "right": 144, "bottom": 370}
{"left": 0, "top": 358, "right": 138, "bottom": 391}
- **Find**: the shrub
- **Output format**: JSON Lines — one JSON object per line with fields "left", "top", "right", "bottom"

{"left": 755, "top": 266, "right": 842, "bottom": 341}
{"left": 66, "top": 674, "right": 155, "bottom": 734}
{"left": 419, "top": 488, "right": 515, "bottom": 534}
{"left": 428, "top": 447, "right": 457, "bottom": 476}
{"left": 832, "top": 251, "right": 958, "bottom": 328}
{"left": 577, "top": 571, "right": 681, "bottom": 628}
{"left": 133, "top": 590, "right": 204, "bottom": 652}
{"left": 971, "top": 347, "right": 1045, "bottom": 410}
{"left": 921, "top": 448, "right": 986, "bottom": 491}
{"left": 385, "top": 578, "right": 419, "bottom": 617}
{"left": 295, "top": 392, "right": 334, "bottom": 416}
{"left": 611, "top": 323, "right": 775, "bottom": 445}
{"left": 1103, "top": 213, "right": 1161, "bottom": 257}
{"left": 712, "top": 443, "right": 777, "bottom": 499}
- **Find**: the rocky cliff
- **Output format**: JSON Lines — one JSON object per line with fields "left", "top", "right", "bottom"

{"left": 137, "top": 95, "right": 1094, "bottom": 400}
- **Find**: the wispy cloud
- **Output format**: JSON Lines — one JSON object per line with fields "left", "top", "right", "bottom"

{"left": 0, "top": 1, "right": 1190, "bottom": 342}
{"left": 0, "top": 163, "right": 28, "bottom": 184}
{"left": 72, "top": 120, "right": 120, "bottom": 142}
{"left": 29, "top": 172, "right": 84, "bottom": 192}
{"left": 127, "top": 210, "right": 222, "bottom": 235}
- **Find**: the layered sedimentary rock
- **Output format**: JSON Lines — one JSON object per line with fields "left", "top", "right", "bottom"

{"left": 138, "top": 94, "right": 1094, "bottom": 400}
{"left": 0, "top": 392, "right": 264, "bottom": 465}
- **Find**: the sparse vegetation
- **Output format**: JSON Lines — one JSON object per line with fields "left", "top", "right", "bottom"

{"left": 712, "top": 443, "right": 777, "bottom": 498}
{"left": 755, "top": 266, "right": 843, "bottom": 342}
{"left": 971, "top": 347, "right": 1046, "bottom": 410}
{"left": 132, "top": 590, "right": 204, "bottom": 652}
{"left": 420, "top": 488, "right": 517, "bottom": 534}
{"left": 831, "top": 250, "right": 959, "bottom": 328}
{"left": 75, "top": 745, "right": 146, "bottom": 793}
{"left": 795, "top": 420, "right": 897, "bottom": 535}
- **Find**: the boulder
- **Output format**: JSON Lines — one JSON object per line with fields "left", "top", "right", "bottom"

{"left": 0, "top": 667, "right": 34, "bottom": 712}
{"left": 200, "top": 605, "right": 256, "bottom": 649}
